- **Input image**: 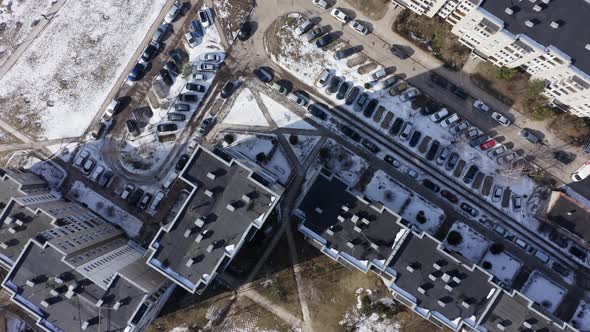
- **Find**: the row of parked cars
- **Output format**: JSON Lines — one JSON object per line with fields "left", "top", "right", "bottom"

{"left": 73, "top": 150, "right": 114, "bottom": 187}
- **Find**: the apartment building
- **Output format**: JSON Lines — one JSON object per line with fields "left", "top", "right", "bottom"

{"left": 295, "top": 167, "right": 579, "bottom": 331}
{"left": 0, "top": 169, "right": 173, "bottom": 332}
{"left": 393, "top": 0, "right": 590, "bottom": 117}
{"left": 146, "top": 146, "right": 283, "bottom": 294}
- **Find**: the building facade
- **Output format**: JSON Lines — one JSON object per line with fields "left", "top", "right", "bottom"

{"left": 393, "top": 0, "right": 590, "bottom": 117}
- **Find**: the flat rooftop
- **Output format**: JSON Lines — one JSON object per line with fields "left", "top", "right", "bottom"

{"left": 0, "top": 176, "right": 22, "bottom": 216}
{"left": 149, "top": 147, "right": 280, "bottom": 291}
{"left": 298, "top": 171, "right": 404, "bottom": 262}
{"left": 4, "top": 243, "right": 146, "bottom": 332}
{"left": 389, "top": 232, "right": 496, "bottom": 323}
{"left": 479, "top": 290, "right": 571, "bottom": 332}
{"left": 480, "top": 0, "right": 590, "bottom": 74}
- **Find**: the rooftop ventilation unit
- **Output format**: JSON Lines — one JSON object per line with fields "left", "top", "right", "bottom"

{"left": 370, "top": 243, "right": 379, "bottom": 251}
{"left": 496, "top": 320, "right": 511, "bottom": 330}
{"left": 550, "top": 21, "right": 560, "bottom": 29}
{"left": 541, "top": 0, "right": 550, "bottom": 3}
{"left": 206, "top": 172, "right": 216, "bottom": 180}
{"left": 226, "top": 203, "right": 236, "bottom": 212}
{"left": 586, "top": 44, "right": 590, "bottom": 51}
{"left": 505, "top": 7, "right": 514, "bottom": 15}
{"left": 186, "top": 258, "right": 195, "bottom": 267}
{"left": 204, "top": 189, "right": 214, "bottom": 198}
{"left": 533, "top": 4, "right": 542, "bottom": 12}
{"left": 523, "top": 318, "right": 537, "bottom": 328}
{"left": 350, "top": 215, "right": 359, "bottom": 224}
{"left": 441, "top": 273, "right": 451, "bottom": 282}
{"left": 353, "top": 226, "right": 362, "bottom": 233}
{"left": 341, "top": 205, "right": 350, "bottom": 212}
{"left": 337, "top": 215, "right": 346, "bottom": 222}
{"left": 528, "top": 0, "right": 537, "bottom": 3}
{"left": 314, "top": 207, "right": 323, "bottom": 214}
{"left": 241, "top": 194, "right": 251, "bottom": 203}
{"left": 326, "top": 228, "right": 334, "bottom": 236}
{"left": 346, "top": 241, "right": 355, "bottom": 249}
{"left": 206, "top": 244, "right": 214, "bottom": 253}
{"left": 194, "top": 218, "right": 205, "bottom": 228}
{"left": 525, "top": 20, "right": 535, "bottom": 28}
{"left": 461, "top": 300, "right": 471, "bottom": 308}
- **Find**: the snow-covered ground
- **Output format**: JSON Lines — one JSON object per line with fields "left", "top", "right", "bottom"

{"left": 223, "top": 88, "right": 270, "bottom": 126}
{"left": 284, "top": 134, "right": 321, "bottom": 164}
{"left": 268, "top": 14, "right": 540, "bottom": 228}
{"left": 228, "top": 133, "right": 292, "bottom": 185}
{"left": 0, "top": 0, "right": 167, "bottom": 139}
{"left": 444, "top": 222, "right": 491, "bottom": 264}
{"left": 68, "top": 181, "right": 142, "bottom": 238}
{"left": 571, "top": 299, "right": 590, "bottom": 331}
{"left": 260, "top": 93, "right": 314, "bottom": 130}
{"left": 31, "top": 159, "right": 66, "bottom": 189}
{"left": 481, "top": 250, "right": 522, "bottom": 285}
{"left": 211, "top": 0, "right": 252, "bottom": 44}
{"left": 322, "top": 139, "right": 367, "bottom": 185}
{"left": 521, "top": 271, "right": 566, "bottom": 314}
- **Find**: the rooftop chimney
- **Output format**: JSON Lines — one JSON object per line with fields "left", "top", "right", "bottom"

{"left": 541, "top": 0, "right": 550, "bottom": 3}
{"left": 337, "top": 215, "right": 346, "bottom": 222}
{"left": 505, "top": 7, "right": 514, "bottom": 15}
{"left": 204, "top": 189, "right": 214, "bottom": 198}
{"left": 14, "top": 219, "right": 24, "bottom": 227}
{"left": 346, "top": 241, "right": 355, "bottom": 249}
{"left": 353, "top": 226, "right": 362, "bottom": 233}
{"left": 206, "top": 172, "right": 216, "bottom": 180}
{"left": 370, "top": 243, "right": 379, "bottom": 251}
{"left": 550, "top": 21, "right": 560, "bottom": 29}
{"left": 326, "top": 228, "right": 334, "bottom": 236}
{"left": 585, "top": 44, "right": 590, "bottom": 51}
{"left": 186, "top": 258, "right": 195, "bottom": 267}
{"left": 226, "top": 202, "right": 236, "bottom": 212}
{"left": 341, "top": 205, "right": 350, "bottom": 212}
{"left": 533, "top": 4, "right": 542, "bottom": 12}
{"left": 525, "top": 20, "right": 535, "bottom": 28}
{"left": 314, "top": 207, "right": 323, "bottom": 214}
{"left": 195, "top": 218, "right": 205, "bottom": 228}
{"left": 206, "top": 244, "right": 214, "bottom": 253}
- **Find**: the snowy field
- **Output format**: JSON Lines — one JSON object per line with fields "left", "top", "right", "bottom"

{"left": 268, "top": 14, "right": 540, "bottom": 228}
{"left": 521, "top": 271, "right": 566, "bottom": 314}
{"left": 571, "top": 299, "right": 590, "bottom": 331}
{"left": 0, "top": 0, "right": 167, "bottom": 140}
{"left": 481, "top": 250, "right": 521, "bottom": 285}
{"left": 228, "top": 133, "right": 292, "bottom": 185}
{"left": 285, "top": 134, "right": 321, "bottom": 164}
{"left": 223, "top": 88, "right": 270, "bottom": 127}
{"left": 260, "top": 93, "right": 314, "bottom": 130}
{"left": 444, "top": 222, "right": 491, "bottom": 264}
{"left": 68, "top": 181, "right": 142, "bottom": 238}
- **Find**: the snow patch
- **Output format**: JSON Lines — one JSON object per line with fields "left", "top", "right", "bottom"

{"left": 444, "top": 222, "right": 491, "bottom": 264}
{"left": 521, "top": 271, "right": 566, "bottom": 314}
{"left": 223, "top": 88, "right": 270, "bottom": 127}
{"left": 481, "top": 250, "right": 521, "bottom": 285}
{"left": 260, "top": 93, "right": 314, "bottom": 130}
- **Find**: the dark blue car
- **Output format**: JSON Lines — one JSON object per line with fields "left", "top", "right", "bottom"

{"left": 191, "top": 19, "right": 204, "bottom": 37}
{"left": 128, "top": 63, "right": 147, "bottom": 81}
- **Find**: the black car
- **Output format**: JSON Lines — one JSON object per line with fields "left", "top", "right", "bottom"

{"left": 156, "top": 123, "right": 178, "bottom": 133}
{"left": 341, "top": 125, "right": 361, "bottom": 142}
{"left": 164, "top": 61, "right": 178, "bottom": 74}
{"left": 179, "top": 93, "right": 199, "bottom": 103}
{"left": 422, "top": 179, "right": 440, "bottom": 193}
{"left": 445, "top": 152, "right": 459, "bottom": 170}
{"left": 128, "top": 188, "right": 144, "bottom": 205}
{"left": 237, "top": 21, "right": 252, "bottom": 41}
{"left": 390, "top": 44, "right": 409, "bottom": 59}
{"left": 345, "top": 86, "right": 360, "bottom": 105}
{"left": 141, "top": 42, "right": 160, "bottom": 62}
{"left": 552, "top": 262, "right": 571, "bottom": 277}
{"left": 426, "top": 140, "right": 440, "bottom": 161}
{"left": 429, "top": 74, "right": 448, "bottom": 88}
{"left": 168, "top": 48, "right": 188, "bottom": 65}
{"left": 450, "top": 85, "right": 469, "bottom": 100}
{"left": 125, "top": 119, "right": 140, "bottom": 137}
{"left": 552, "top": 151, "right": 574, "bottom": 164}
{"left": 308, "top": 103, "right": 328, "bottom": 120}
{"left": 361, "top": 138, "right": 380, "bottom": 154}
{"left": 469, "top": 135, "right": 490, "bottom": 148}
{"left": 463, "top": 165, "right": 479, "bottom": 184}
{"left": 420, "top": 103, "right": 440, "bottom": 115}
{"left": 138, "top": 192, "right": 153, "bottom": 210}
{"left": 315, "top": 33, "right": 337, "bottom": 48}
{"left": 334, "top": 46, "right": 360, "bottom": 60}
{"left": 176, "top": 154, "right": 189, "bottom": 171}
{"left": 409, "top": 130, "right": 422, "bottom": 147}
{"left": 356, "top": 92, "right": 369, "bottom": 110}
{"left": 440, "top": 189, "right": 459, "bottom": 204}
{"left": 336, "top": 82, "right": 351, "bottom": 100}
{"left": 460, "top": 202, "right": 479, "bottom": 217}
{"left": 160, "top": 69, "right": 174, "bottom": 86}
{"left": 363, "top": 99, "right": 378, "bottom": 118}
{"left": 220, "top": 81, "right": 236, "bottom": 99}
{"left": 327, "top": 76, "right": 342, "bottom": 94}
{"left": 389, "top": 118, "right": 404, "bottom": 136}
{"left": 254, "top": 67, "right": 273, "bottom": 82}
{"left": 186, "top": 83, "right": 206, "bottom": 92}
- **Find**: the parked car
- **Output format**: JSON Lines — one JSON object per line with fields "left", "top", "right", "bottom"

{"left": 404, "top": 167, "right": 418, "bottom": 179}
{"left": 152, "top": 23, "right": 171, "bottom": 43}
{"left": 168, "top": 48, "right": 188, "bottom": 65}
{"left": 160, "top": 69, "right": 174, "bottom": 86}
{"left": 74, "top": 150, "right": 90, "bottom": 167}
{"left": 336, "top": 81, "right": 351, "bottom": 100}
{"left": 450, "top": 85, "right": 468, "bottom": 99}
{"left": 128, "top": 62, "right": 148, "bottom": 81}
{"left": 190, "top": 19, "right": 204, "bottom": 37}
{"left": 371, "top": 69, "right": 387, "bottom": 81}
{"left": 552, "top": 263, "right": 571, "bottom": 277}
{"left": 429, "top": 73, "right": 448, "bottom": 88}
{"left": 431, "top": 108, "right": 449, "bottom": 122}
{"left": 96, "top": 171, "right": 112, "bottom": 188}
{"left": 491, "top": 112, "right": 511, "bottom": 126}
{"left": 492, "top": 185, "right": 503, "bottom": 202}
{"left": 440, "top": 189, "right": 459, "bottom": 203}
{"left": 174, "top": 103, "right": 191, "bottom": 112}
{"left": 331, "top": 8, "right": 351, "bottom": 23}
{"left": 361, "top": 138, "right": 380, "bottom": 154}
{"left": 197, "top": 117, "right": 215, "bottom": 136}
{"left": 408, "top": 130, "right": 422, "bottom": 147}
{"left": 519, "top": 129, "right": 541, "bottom": 144}
{"left": 426, "top": 140, "right": 440, "bottom": 160}
{"left": 473, "top": 100, "right": 490, "bottom": 112}
{"left": 389, "top": 118, "right": 404, "bottom": 136}
{"left": 295, "top": 19, "right": 314, "bottom": 35}
{"left": 450, "top": 121, "right": 469, "bottom": 134}
{"left": 422, "top": 179, "right": 440, "bottom": 193}
{"left": 534, "top": 250, "right": 550, "bottom": 264}
{"left": 254, "top": 67, "right": 273, "bottom": 82}
{"left": 270, "top": 82, "right": 288, "bottom": 95}
{"left": 164, "top": 61, "right": 178, "bottom": 74}
{"left": 356, "top": 92, "right": 369, "bottom": 110}
{"left": 179, "top": 93, "right": 199, "bottom": 103}
{"left": 184, "top": 32, "right": 199, "bottom": 48}
{"left": 288, "top": 91, "right": 309, "bottom": 107}
{"left": 460, "top": 202, "right": 479, "bottom": 217}
{"left": 315, "top": 33, "right": 338, "bottom": 48}
{"left": 313, "top": 0, "right": 329, "bottom": 9}
{"left": 436, "top": 147, "right": 450, "bottom": 166}
{"left": 165, "top": 2, "right": 183, "bottom": 23}
{"left": 220, "top": 81, "right": 236, "bottom": 98}
{"left": 167, "top": 112, "right": 186, "bottom": 122}
{"left": 479, "top": 139, "right": 496, "bottom": 151}
{"left": 128, "top": 188, "right": 144, "bottom": 206}
{"left": 308, "top": 103, "right": 328, "bottom": 120}
{"left": 345, "top": 86, "right": 360, "bottom": 105}
{"left": 399, "top": 122, "right": 414, "bottom": 140}
{"left": 199, "top": 62, "right": 218, "bottom": 71}
{"left": 138, "top": 192, "right": 153, "bottom": 210}
{"left": 156, "top": 122, "right": 179, "bottom": 135}
{"left": 390, "top": 44, "right": 409, "bottom": 59}
{"left": 384, "top": 155, "right": 401, "bottom": 168}
{"left": 162, "top": 172, "right": 178, "bottom": 189}
{"left": 469, "top": 135, "right": 491, "bottom": 148}
{"left": 440, "top": 113, "right": 459, "bottom": 128}
{"left": 327, "top": 76, "right": 342, "bottom": 94}
{"left": 306, "top": 26, "right": 328, "bottom": 42}
{"left": 463, "top": 165, "right": 479, "bottom": 184}
{"left": 125, "top": 119, "right": 140, "bottom": 137}
{"left": 350, "top": 20, "right": 369, "bottom": 34}
{"left": 512, "top": 195, "right": 522, "bottom": 211}
{"left": 82, "top": 159, "right": 96, "bottom": 174}
{"left": 362, "top": 99, "right": 378, "bottom": 118}
{"left": 198, "top": 8, "right": 211, "bottom": 27}
{"left": 445, "top": 153, "right": 459, "bottom": 170}
{"left": 400, "top": 89, "right": 418, "bottom": 102}
{"left": 203, "top": 53, "right": 223, "bottom": 63}
{"left": 462, "top": 128, "right": 481, "bottom": 140}
{"left": 176, "top": 154, "right": 190, "bottom": 171}
{"left": 141, "top": 41, "right": 160, "bottom": 62}
{"left": 148, "top": 191, "right": 166, "bottom": 212}
{"left": 420, "top": 103, "right": 440, "bottom": 115}
{"left": 186, "top": 83, "right": 206, "bottom": 93}
{"left": 90, "top": 165, "right": 105, "bottom": 182}
{"left": 497, "top": 152, "right": 517, "bottom": 165}
{"left": 237, "top": 21, "right": 252, "bottom": 41}
{"left": 90, "top": 122, "right": 107, "bottom": 140}
{"left": 121, "top": 184, "right": 135, "bottom": 200}
{"left": 488, "top": 145, "right": 507, "bottom": 158}
{"left": 334, "top": 46, "right": 359, "bottom": 60}
{"left": 317, "top": 69, "right": 332, "bottom": 87}
{"left": 389, "top": 82, "right": 407, "bottom": 96}
{"left": 104, "top": 98, "right": 120, "bottom": 118}
{"left": 381, "top": 76, "right": 399, "bottom": 89}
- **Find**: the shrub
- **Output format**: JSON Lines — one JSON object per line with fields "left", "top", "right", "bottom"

{"left": 256, "top": 152, "right": 266, "bottom": 162}
{"left": 527, "top": 79, "right": 545, "bottom": 98}
{"left": 496, "top": 66, "right": 517, "bottom": 80}
{"left": 364, "top": 82, "right": 372, "bottom": 89}
{"left": 416, "top": 211, "right": 427, "bottom": 224}
{"left": 490, "top": 243, "right": 504, "bottom": 255}
{"left": 482, "top": 261, "right": 492, "bottom": 269}
{"left": 360, "top": 295, "right": 372, "bottom": 315}
{"left": 289, "top": 135, "right": 298, "bottom": 145}
{"left": 531, "top": 106, "right": 555, "bottom": 121}
{"left": 446, "top": 230, "right": 463, "bottom": 246}
{"left": 223, "top": 134, "right": 235, "bottom": 144}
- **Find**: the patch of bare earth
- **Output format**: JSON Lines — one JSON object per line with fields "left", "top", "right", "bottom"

{"left": 212, "top": 0, "right": 254, "bottom": 43}
{"left": 345, "top": 0, "right": 390, "bottom": 21}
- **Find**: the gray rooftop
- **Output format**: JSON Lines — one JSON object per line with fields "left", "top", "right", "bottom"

{"left": 479, "top": 290, "right": 571, "bottom": 332}
{"left": 480, "top": 0, "right": 590, "bottom": 74}
{"left": 0, "top": 175, "right": 23, "bottom": 216}
{"left": 389, "top": 232, "right": 496, "bottom": 322}
{"left": 298, "top": 171, "right": 404, "bottom": 262}
{"left": 4, "top": 242, "right": 148, "bottom": 332}
{"left": 149, "top": 147, "right": 280, "bottom": 291}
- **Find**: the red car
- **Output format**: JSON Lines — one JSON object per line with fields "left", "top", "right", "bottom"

{"left": 479, "top": 139, "right": 496, "bottom": 151}
{"left": 440, "top": 190, "right": 459, "bottom": 204}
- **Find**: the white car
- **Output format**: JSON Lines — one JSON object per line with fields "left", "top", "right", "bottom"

{"left": 473, "top": 99, "right": 490, "bottom": 112}
{"left": 295, "top": 20, "right": 314, "bottom": 36}
{"left": 164, "top": 2, "right": 182, "bottom": 23}
{"left": 462, "top": 127, "right": 481, "bottom": 140}
{"left": 430, "top": 108, "right": 449, "bottom": 122}
{"left": 312, "top": 0, "right": 329, "bottom": 9}
{"left": 331, "top": 9, "right": 351, "bottom": 23}
{"left": 491, "top": 185, "right": 503, "bottom": 203}
{"left": 317, "top": 69, "right": 332, "bottom": 87}
{"left": 288, "top": 92, "right": 309, "bottom": 107}
{"left": 198, "top": 8, "right": 211, "bottom": 27}
{"left": 74, "top": 150, "right": 90, "bottom": 167}
{"left": 404, "top": 167, "right": 418, "bottom": 179}
{"left": 184, "top": 32, "right": 198, "bottom": 48}
{"left": 440, "top": 113, "right": 460, "bottom": 128}
{"left": 104, "top": 99, "right": 120, "bottom": 120}
{"left": 449, "top": 121, "right": 469, "bottom": 134}
{"left": 350, "top": 21, "right": 368, "bottom": 35}
{"left": 203, "top": 53, "right": 223, "bottom": 63}
{"left": 492, "top": 111, "right": 511, "bottom": 126}
{"left": 148, "top": 191, "right": 166, "bottom": 213}
{"left": 192, "top": 73, "right": 207, "bottom": 81}
{"left": 488, "top": 145, "right": 507, "bottom": 158}
{"left": 400, "top": 89, "right": 418, "bottom": 101}
{"left": 90, "top": 165, "right": 105, "bottom": 182}
{"left": 162, "top": 172, "right": 178, "bottom": 190}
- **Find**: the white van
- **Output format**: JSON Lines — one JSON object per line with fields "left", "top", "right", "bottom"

{"left": 571, "top": 160, "right": 590, "bottom": 182}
